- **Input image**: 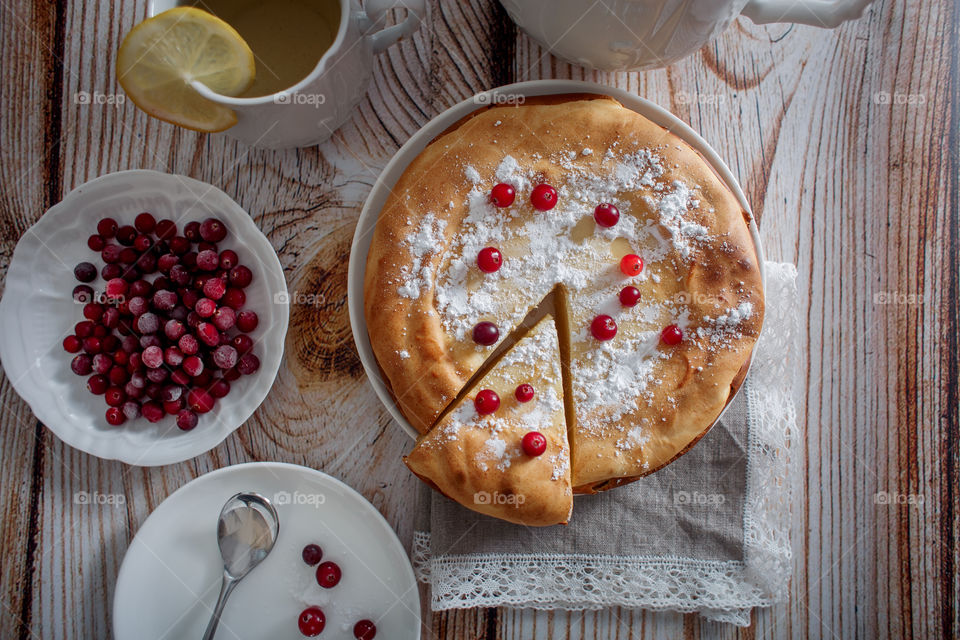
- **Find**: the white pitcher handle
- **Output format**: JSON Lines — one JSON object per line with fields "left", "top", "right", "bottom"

{"left": 364, "top": 0, "right": 426, "bottom": 53}
{"left": 742, "top": 0, "right": 873, "bottom": 28}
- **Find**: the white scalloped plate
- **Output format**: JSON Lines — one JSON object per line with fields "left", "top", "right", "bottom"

{"left": 0, "top": 170, "right": 289, "bottom": 465}
{"left": 348, "top": 80, "right": 765, "bottom": 439}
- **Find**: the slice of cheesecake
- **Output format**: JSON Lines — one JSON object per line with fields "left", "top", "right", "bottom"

{"left": 404, "top": 315, "right": 572, "bottom": 526}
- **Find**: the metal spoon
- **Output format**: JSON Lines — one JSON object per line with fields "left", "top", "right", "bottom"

{"left": 201, "top": 492, "right": 279, "bottom": 640}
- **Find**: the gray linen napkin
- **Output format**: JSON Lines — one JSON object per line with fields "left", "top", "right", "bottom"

{"left": 412, "top": 262, "right": 799, "bottom": 626}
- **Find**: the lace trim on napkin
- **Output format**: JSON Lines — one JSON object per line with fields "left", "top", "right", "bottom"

{"left": 413, "top": 262, "right": 799, "bottom": 625}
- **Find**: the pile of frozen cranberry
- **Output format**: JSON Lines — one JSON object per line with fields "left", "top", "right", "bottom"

{"left": 297, "top": 543, "right": 377, "bottom": 638}
{"left": 63, "top": 213, "right": 261, "bottom": 429}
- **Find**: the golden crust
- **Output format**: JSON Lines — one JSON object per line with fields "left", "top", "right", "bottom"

{"left": 366, "top": 95, "right": 764, "bottom": 518}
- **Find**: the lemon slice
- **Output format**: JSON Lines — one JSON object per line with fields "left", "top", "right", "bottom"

{"left": 117, "top": 7, "right": 255, "bottom": 133}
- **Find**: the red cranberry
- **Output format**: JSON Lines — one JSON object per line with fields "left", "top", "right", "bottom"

{"left": 169, "top": 264, "right": 191, "bottom": 286}
{"left": 472, "top": 321, "right": 499, "bottom": 346}
{"left": 316, "top": 561, "right": 341, "bottom": 588}
{"left": 181, "top": 288, "right": 200, "bottom": 309}
{"left": 176, "top": 409, "right": 198, "bottom": 430}
{"left": 87, "top": 234, "right": 105, "bottom": 251}
{"left": 661, "top": 324, "right": 683, "bottom": 345}
{"left": 116, "top": 225, "right": 137, "bottom": 245}
{"left": 135, "top": 252, "right": 157, "bottom": 273}
{"left": 197, "top": 322, "right": 220, "bottom": 347}
{"left": 163, "top": 399, "right": 184, "bottom": 415}
{"left": 169, "top": 236, "right": 190, "bottom": 254}
{"left": 170, "top": 369, "right": 190, "bottom": 385}
{"left": 133, "top": 234, "right": 153, "bottom": 252}
{"left": 73, "top": 284, "right": 94, "bottom": 304}
{"left": 620, "top": 254, "right": 643, "bottom": 276}
{"left": 477, "top": 247, "right": 503, "bottom": 273}
{"left": 145, "top": 384, "right": 163, "bottom": 401}
{"left": 522, "top": 431, "right": 547, "bottom": 456}
{"left": 203, "top": 277, "right": 226, "bottom": 300}
{"left": 75, "top": 320, "right": 95, "bottom": 338}
{"left": 594, "top": 203, "right": 620, "bottom": 227}
{"left": 105, "top": 387, "right": 126, "bottom": 407}
{"left": 102, "top": 244, "right": 123, "bottom": 264}
{"left": 122, "top": 401, "right": 141, "bottom": 420}
{"left": 74, "top": 262, "right": 97, "bottom": 282}
{"left": 490, "top": 183, "right": 516, "bottom": 207}
{"left": 63, "top": 335, "right": 82, "bottom": 353}
{"left": 223, "top": 367, "right": 241, "bottom": 382}
{"left": 212, "top": 307, "right": 236, "bottom": 331}
{"left": 222, "top": 287, "right": 246, "bottom": 309}
{"left": 71, "top": 354, "right": 93, "bottom": 375}
{"left": 141, "top": 402, "right": 165, "bottom": 423}
{"left": 619, "top": 286, "right": 641, "bottom": 307}
{"left": 298, "top": 606, "right": 326, "bottom": 636}
{"left": 199, "top": 218, "right": 227, "bottom": 242}
{"left": 183, "top": 221, "right": 201, "bottom": 242}
{"left": 102, "top": 335, "right": 119, "bottom": 352}
{"left": 87, "top": 374, "right": 108, "bottom": 395}
{"left": 474, "top": 389, "right": 500, "bottom": 415}
{"left": 218, "top": 250, "right": 239, "bottom": 270}
{"left": 353, "top": 620, "right": 376, "bottom": 640}
{"left": 109, "top": 366, "right": 128, "bottom": 386}
{"left": 142, "top": 346, "right": 164, "bottom": 369}
{"left": 236, "top": 311, "right": 258, "bottom": 332}
{"left": 103, "top": 278, "right": 127, "bottom": 298}
{"left": 92, "top": 325, "right": 108, "bottom": 338}
{"left": 209, "top": 378, "right": 230, "bottom": 398}
{"left": 196, "top": 250, "right": 219, "bottom": 271}
{"left": 82, "top": 337, "right": 103, "bottom": 354}
{"left": 212, "top": 345, "right": 238, "bottom": 370}
{"left": 105, "top": 407, "right": 125, "bottom": 426}
{"left": 179, "top": 335, "right": 199, "bottom": 356}
{"left": 192, "top": 369, "right": 213, "bottom": 387}
{"left": 134, "top": 212, "right": 156, "bottom": 233}
{"left": 591, "top": 315, "right": 617, "bottom": 341}
{"left": 97, "top": 218, "right": 118, "bottom": 238}
{"left": 228, "top": 265, "right": 252, "bottom": 288}
{"left": 102, "top": 263, "right": 123, "bottom": 280}
{"left": 154, "top": 219, "right": 177, "bottom": 240}
{"left": 530, "top": 184, "right": 558, "bottom": 211}
{"left": 187, "top": 388, "right": 215, "bottom": 413}
{"left": 182, "top": 355, "right": 204, "bottom": 377}
{"left": 232, "top": 334, "right": 254, "bottom": 354}
{"left": 83, "top": 303, "right": 103, "bottom": 321}
{"left": 129, "top": 280, "right": 152, "bottom": 297}
{"left": 237, "top": 353, "right": 260, "bottom": 375}
{"left": 515, "top": 383, "right": 535, "bottom": 403}
{"left": 116, "top": 247, "right": 136, "bottom": 265}
{"left": 302, "top": 544, "right": 323, "bottom": 566}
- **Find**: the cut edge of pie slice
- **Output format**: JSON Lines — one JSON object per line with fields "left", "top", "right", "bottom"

{"left": 403, "top": 309, "right": 573, "bottom": 526}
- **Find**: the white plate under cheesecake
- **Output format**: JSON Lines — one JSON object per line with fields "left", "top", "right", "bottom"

{"left": 348, "top": 80, "right": 765, "bottom": 526}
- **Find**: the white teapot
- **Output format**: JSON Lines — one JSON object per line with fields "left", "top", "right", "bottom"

{"left": 499, "top": 0, "right": 873, "bottom": 71}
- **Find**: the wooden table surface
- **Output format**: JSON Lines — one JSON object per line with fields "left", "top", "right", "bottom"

{"left": 1, "top": 1, "right": 957, "bottom": 638}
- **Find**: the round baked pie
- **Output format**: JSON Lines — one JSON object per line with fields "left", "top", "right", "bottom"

{"left": 365, "top": 94, "right": 764, "bottom": 525}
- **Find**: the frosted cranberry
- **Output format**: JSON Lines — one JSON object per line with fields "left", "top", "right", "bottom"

{"left": 176, "top": 409, "right": 198, "bottom": 431}
{"left": 157, "top": 254, "right": 179, "bottom": 273}
{"left": 82, "top": 337, "right": 102, "bottom": 354}
{"left": 661, "top": 324, "right": 683, "bottom": 345}
{"left": 218, "top": 250, "right": 239, "bottom": 270}
{"left": 212, "top": 307, "right": 236, "bottom": 331}
{"left": 63, "top": 335, "right": 82, "bottom": 353}
{"left": 134, "top": 212, "right": 156, "bottom": 233}
{"left": 73, "top": 285, "right": 94, "bottom": 304}
{"left": 169, "top": 264, "right": 191, "bottom": 286}
{"left": 236, "top": 311, "right": 259, "bottom": 332}
{"left": 109, "top": 366, "right": 128, "bottom": 386}
{"left": 128, "top": 296, "right": 148, "bottom": 317}
{"left": 137, "top": 312, "right": 160, "bottom": 334}
{"left": 87, "top": 234, "right": 105, "bottom": 251}
{"left": 187, "top": 388, "right": 215, "bottom": 413}
{"left": 97, "top": 218, "right": 118, "bottom": 238}
{"left": 298, "top": 606, "right": 326, "bottom": 636}
{"left": 182, "top": 355, "right": 204, "bottom": 377}
{"left": 196, "top": 250, "right": 219, "bottom": 271}
{"left": 187, "top": 312, "right": 202, "bottom": 329}
{"left": 302, "top": 544, "right": 323, "bottom": 566}
{"left": 161, "top": 384, "right": 183, "bottom": 403}
{"left": 474, "top": 389, "right": 500, "bottom": 415}
{"left": 179, "top": 334, "right": 199, "bottom": 355}
{"left": 142, "top": 346, "right": 164, "bottom": 369}
{"left": 140, "top": 335, "right": 162, "bottom": 350}
{"left": 122, "top": 401, "right": 141, "bottom": 420}
{"left": 530, "top": 184, "right": 557, "bottom": 211}
{"left": 152, "top": 289, "right": 177, "bottom": 311}
{"left": 128, "top": 372, "right": 146, "bottom": 389}
{"left": 477, "top": 247, "right": 503, "bottom": 273}
{"left": 164, "top": 346, "right": 184, "bottom": 367}
{"left": 197, "top": 322, "right": 220, "bottom": 347}
{"left": 316, "top": 562, "right": 341, "bottom": 588}
{"left": 92, "top": 353, "right": 113, "bottom": 375}
{"left": 141, "top": 402, "right": 164, "bottom": 423}
{"left": 127, "top": 352, "right": 143, "bottom": 371}
{"left": 515, "top": 383, "right": 535, "bottom": 403}
{"left": 164, "top": 319, "right": 186, "bottom": 341}
{"left": 105, "top": 387, "right": 126, "bottom": 407}
{"left": 105, "top": 407, "right": 125, "bottom": 426}
{"left": 116, "top": 225, "right": 137, "bottom": 245}
{"left": 71, "top": 354, "right": 92, "bottom": 375}
{"left": 232, "top": 334, "right": 254, "bottom": 354}
{"left": 594, "top": 203, "right": 620, "bottom": 227}
{"left": 195, "top": 298, "right": 216, "bottom": 318}
{"left": 203, "top": 277, "right": 226, "bottom": 300}
{"left": 74, "top": 262, "right": 97, "bottom": 282}
{"left": 591, "top": 315, "right": 617, "bottom": 341}
{"left": 154, "top": 219, "right": 177, "bottom": 240}
{"left": 237, "top": 353, "right": 260, "bottom": 375}
{"left": 490, "top": 183, "right": 515, "bottom": 207}
{"left": 213, "top": 345, "right": 238, "bottom": 370}
{"left": 87, "top": 374, "right": 108, "bottom": 395}
{"left": 222, "top": 287, "right": 246, "bottom": 309}
{"left": 620, "top": 254, "right": 643, "bottom": 276}
{"left": 472, "top": 321, "right": 499, "bottom": 346}
{"left": 183, "top": 221, "right": 201, "bottom": 242}
{"left": 199, "top": 218, "right": 227, "bottom": 242}
{"left": 228, "top": 265, "right": 252, "bottom": 288}
{"left": 619, "top": 285, "right": 641, "bottom": 307}
{"left": 353, "top": 620, "right": 376, "bottom": 640}
{"left": 209, "top": 378, "right": 230, "bottom": 398}
{"left": 169, "top": 305, "right": 188, "bottom": 322}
